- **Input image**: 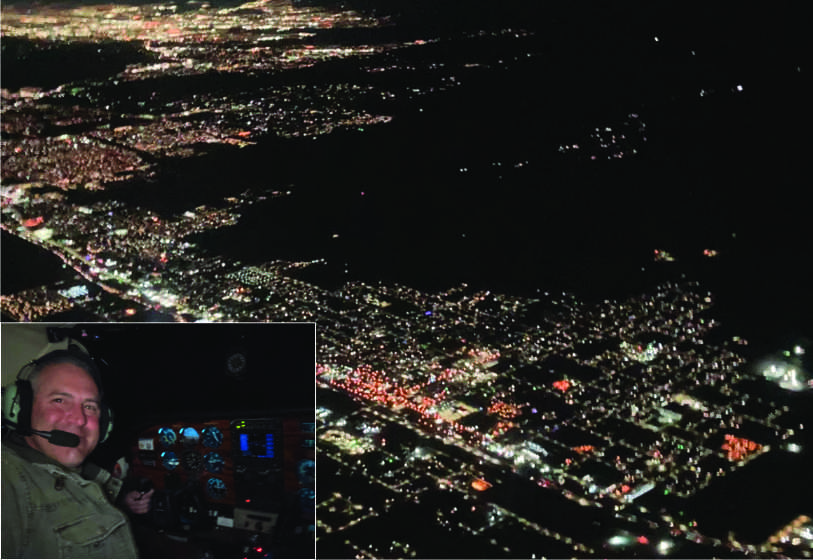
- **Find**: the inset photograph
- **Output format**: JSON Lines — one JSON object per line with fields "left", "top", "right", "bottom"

{"left": 2, "top": 322, "right": 315, "bottom": 559}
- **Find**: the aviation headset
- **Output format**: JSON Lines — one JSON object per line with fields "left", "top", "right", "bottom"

{"left": 2, "top": 348, "right": 114, "bottom": 443}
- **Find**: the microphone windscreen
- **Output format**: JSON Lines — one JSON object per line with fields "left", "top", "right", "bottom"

{"left": 48, "top": 430, "right": 81, "bottom": 448}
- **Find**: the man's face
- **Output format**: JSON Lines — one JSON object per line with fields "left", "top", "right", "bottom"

{"left": 24, "top": 363, "right": 101, "bottom": 468}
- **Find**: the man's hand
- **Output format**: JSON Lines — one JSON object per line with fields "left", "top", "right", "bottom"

{"left": 122, "top": 488, "right": 154, "bottom": 515}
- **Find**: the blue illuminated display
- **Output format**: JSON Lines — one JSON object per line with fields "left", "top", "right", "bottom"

{"left": 263, "top": 434, "right": 275, "bottom": 458}
{"left": 239, "top": 432, "right": 275, "bottom": 458}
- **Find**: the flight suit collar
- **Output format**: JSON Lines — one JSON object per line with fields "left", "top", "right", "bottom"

{"left": 4, "top": 433, "right": 83, "bottom": 475}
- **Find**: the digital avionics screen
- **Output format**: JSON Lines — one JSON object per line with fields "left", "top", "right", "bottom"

{"left": 239, "top": 432, "right": 275, "bottom": 459}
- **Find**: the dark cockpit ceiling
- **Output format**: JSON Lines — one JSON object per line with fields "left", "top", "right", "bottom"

{"left": 55, "top": 323, "right": 315, "bottom": 437}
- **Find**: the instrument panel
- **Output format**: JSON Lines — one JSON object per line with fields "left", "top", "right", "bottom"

{"left": 137, "top": 420, "right": 238, "bottom": 504}
{"left": 131, "top": 413, "right": 314, "bottom": 556}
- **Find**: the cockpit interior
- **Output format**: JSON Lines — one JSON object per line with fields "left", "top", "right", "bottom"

{"left": 1, "top": 323, "right": 315, "bottom": 559}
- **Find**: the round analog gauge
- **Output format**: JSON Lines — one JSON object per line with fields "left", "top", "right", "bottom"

{"left": 161, "top": 451, "right": 179, "bottom": 470}
{"left": 158, "top": 427, "right": 177, "bottom": 447}
{"left": 226, "top": 353, "right": 246, "bottom": 375}
{"left": 204, "top": 451, "right": 225, "bottom": 474}
{"left": 297, "top": 459, "right": 315, "bottom": 486}
{"left": 182, "top": 450, "right": 202, "bottom": 471}
{"left": 201, "top": 426, "right": 223, "bottom": 449}
{"left": 178, "top": 427, "right": 200, "bottom": 446}
{"left": 207, "top": 478, "right": 227, "bottom": 500}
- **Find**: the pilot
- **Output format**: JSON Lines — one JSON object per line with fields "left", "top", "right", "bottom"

{"left": 1, "top": 349, "right": 151, "bottom": 558}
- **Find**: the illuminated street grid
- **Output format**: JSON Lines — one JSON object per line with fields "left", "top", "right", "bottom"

{"left": 1, "top": 185, "right": 304, "bottom": 320}
{"left": 315, "top": 281, "right": 808, "bottom": 557}
{"left": 0, "top": 0, "right": 383, "bottom": 64}
{"left": 1, "top": 0, "right": 639, "bottom": 322}
{"left": 1, "top": 0, "right": 534, "bottom": 166}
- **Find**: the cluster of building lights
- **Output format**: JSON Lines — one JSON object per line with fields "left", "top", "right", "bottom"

{"left": 552, "top": 379, "right": 571, "bottom": 392}
{"left": 721, "top": 434, "right": 763, "bottom": 462}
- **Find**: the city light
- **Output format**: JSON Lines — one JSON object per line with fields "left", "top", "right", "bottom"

{"left": 552, "top": 379, "right": 571, "bottom": 392}
{"left": 657, "top": 538, "right": 674, "bottom": 555}
{"left": 758, "top": 359, "right": 810, "bottom": 391}
{"left": 471, "top": 478, "right": 492, "bottom": 491}
{"left": 721, "top": 434, "right": 762, "bottom": 462}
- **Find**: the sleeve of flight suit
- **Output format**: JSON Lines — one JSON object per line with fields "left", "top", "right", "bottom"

{"left": 1, "top": 453, "right": 27, "bottom": 559}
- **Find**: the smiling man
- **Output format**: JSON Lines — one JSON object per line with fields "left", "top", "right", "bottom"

{"left": 23, "top": 358, "right": 102, "bottom": 467}
{"left": 1, "top": 350, "right": 140, "bottom": 558}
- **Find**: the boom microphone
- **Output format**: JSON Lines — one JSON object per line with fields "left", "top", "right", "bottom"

{"left": 33, "top": 429, "right": 81, "bottom": 448}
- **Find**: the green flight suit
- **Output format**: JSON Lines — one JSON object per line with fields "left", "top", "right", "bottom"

{"left": 1, "top": 436, "right": 139, "bottom": 559}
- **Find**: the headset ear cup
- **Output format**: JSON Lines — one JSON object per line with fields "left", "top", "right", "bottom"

{"left": 2, "top": 380, "right": 33, "bottom": 436}
{"left": 2, "top": 383, "right": 21, "bottom": 426}
{"left": 99, "top": 405, "right": 113, "bottom": 443}
{"left": 12, "top": 380, "right": 34, "bottom": 435}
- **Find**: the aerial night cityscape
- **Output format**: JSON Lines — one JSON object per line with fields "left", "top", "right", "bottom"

{"left": 1, "top": 0, "right": 811, "bottom": 558}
